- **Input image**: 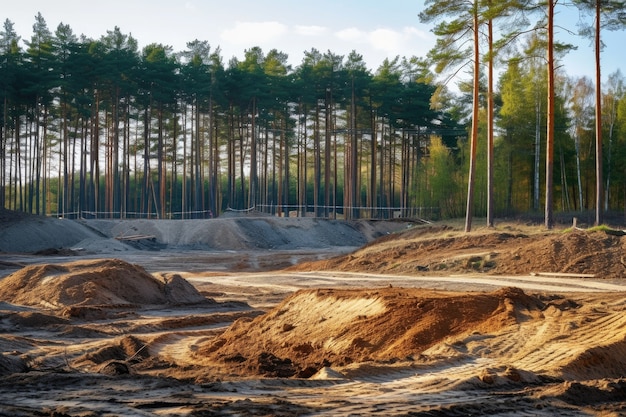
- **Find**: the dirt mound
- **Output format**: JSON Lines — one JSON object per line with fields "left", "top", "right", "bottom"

{"left": 0, "top": 353, "right": 28, "bottom": 375}
{"left": 0, "top": 259, "right": 208, "bottom": 309}
{"left": 0, "top": 212, "right": 101, "bottom": 253}
{"left": 197, "top": 287, "right": 542, "bottom": 378}
{"left": 290, "top": 227, "right": 626, "bottom": 279}
{"left": 542, "top": 380, "right": 626, "bottom": 406}
{"left": 84, "top": 217, "right": 406, "bottom": 251}
{"left": 0, "top": 208, "right": 34, "bottom": 225}
{"left": 73, "top": 336, "right": 149, "bottom": 365}
{"left": 7, "top": 311, "right": 68, "bottom": 327}
{"left": 493, "top": 231, "right": 626, "bottom": 277}
{"left": 0, "top": 207, "right": 415, "bottom": 254}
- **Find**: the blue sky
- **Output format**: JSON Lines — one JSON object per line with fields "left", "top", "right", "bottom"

{"left": 4, "top": 0, "right": 624, "bottom": 83}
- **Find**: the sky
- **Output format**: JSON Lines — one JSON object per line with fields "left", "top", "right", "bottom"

{"left": 3, "top": 0, "right": 624, "bottom": 84}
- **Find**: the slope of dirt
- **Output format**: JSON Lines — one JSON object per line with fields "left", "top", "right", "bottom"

{"left": 81, "top": 216, "right": 413, "bottom": 251}
{"left": 494, "top": 230, "right": 626, "bottom": 277}
{"left": 290, "top": 224, "right": 626, "bottom": 279}
{"left": 0, "top": 207, "right": 414, "bottom": 255}
{"left": 0, "top": 259, "right": 208, "bottom": 309}
{"left": 192, "top": 286, "right": 626, "bottom": 397}
{"left": 196, "top": 287, "right": 544, "bottom": 378}
{"left": 0, "top": 210, "right": 102, "bottom": 253}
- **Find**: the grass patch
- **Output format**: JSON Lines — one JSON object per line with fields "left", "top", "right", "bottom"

{"left": 562, "top": 224, "right": 624, "bottom": 235}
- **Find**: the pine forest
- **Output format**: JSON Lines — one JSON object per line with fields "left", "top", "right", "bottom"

{"left": 1, "top": 2, "right": 625, "bottom": 224}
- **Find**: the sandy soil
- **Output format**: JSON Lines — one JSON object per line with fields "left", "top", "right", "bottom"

{"left": 1, "top": 209, "right": 626, "bottom": 416}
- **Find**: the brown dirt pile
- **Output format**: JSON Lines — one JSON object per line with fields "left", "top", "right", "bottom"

{"left": 71, "top": 335, "right": 151, "bottom": 375}
{"left": 0, "top": 259, "right": 208, "bottom": 309}
{"left": 196, "top": 287, "right": 542, "bottom": 378}
{"left": 290, "top": 226, "right": 626, "bottom": 278}
{"left": 494, "top": 231, "right": 626, "bottom": 277}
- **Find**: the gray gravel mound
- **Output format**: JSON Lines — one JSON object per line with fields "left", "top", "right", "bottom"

{"left": 84, "top": 217, "right": 397, "bottom": 251}
{"left": 0, "top": 216, "right": 102, "bottom": 253}
{"left": 0, "top": 210, "right": 413, "bottom": 254}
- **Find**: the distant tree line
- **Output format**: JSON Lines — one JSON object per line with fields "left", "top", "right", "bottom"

{"left": 0, "top": 13, "right": 465, "bottom": 220}
{"left": 1, "top": 5, "right": 626, "bottom": 223}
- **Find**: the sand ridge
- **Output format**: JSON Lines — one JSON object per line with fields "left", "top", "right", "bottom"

{"left": 0, "top": 258, "right": 208, "bottom": 309}
{"left": 291, "top": 225, "right": 626, "bottom": 279}
{"left": 197, "top": 287, "right": 542, "bottom": 378}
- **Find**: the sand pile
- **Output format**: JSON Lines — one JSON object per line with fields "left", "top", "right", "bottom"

{"left": 0, "top": 209, "right": 101, "bottom": 253}
{"left": 84, "top": 217, "right": 396, "bottom": 251}
{"left": 0, "top": 259, "right": 208, "bottom": 309}
{"left": 196, "top": 286, "right": 626, "bottom": 384}
{"left": 292, "top": 228, "right": 626, "bottom": 278}
{"left": 494, "top": 231, "right": 626, "bottom": 277}
{"left": 71, "top": 335, "right": 151, "bottom": 375}
{"left": 197, "top": 287, "right": 542, "bottom": 377}
{"left": 0, "top": 352, "right": 28, "bottom": 375}
{"left": 0, "top": 208, "right": 412, "bottom": 255}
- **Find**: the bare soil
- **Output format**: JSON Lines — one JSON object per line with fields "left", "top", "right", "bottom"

{"left": 290, "top": 221, "right": 626, "bottom": 279}
{"left": 1, "top": 210, "right": 626, "bottom": 416}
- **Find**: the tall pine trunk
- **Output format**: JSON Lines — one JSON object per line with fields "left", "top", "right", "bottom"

{"left": 545, "top": 0, "right": 555, "bottom": 229}
{"left": 324, "top": 91, "right": 331, "bottom": 218}
{"left": 464, "top": 2, "right": 480, "bottom": 233}
{"left": 594, "top": 0, "right": 603, "bottom": 225}
{"left": 486, "top": 9, "right": 495, "bottom": 227}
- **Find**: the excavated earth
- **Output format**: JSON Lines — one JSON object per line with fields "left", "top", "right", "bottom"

{"left": 1, "top": 208, "right": 626, "bottom": 416}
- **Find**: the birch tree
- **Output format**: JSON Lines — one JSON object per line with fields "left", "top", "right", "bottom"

{"left": 602, "top": 70, "right": 624, "bottom": 208}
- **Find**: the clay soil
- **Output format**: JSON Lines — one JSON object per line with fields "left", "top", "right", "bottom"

{"left": 1, "top": 209, "right": 626, "bottom": 416}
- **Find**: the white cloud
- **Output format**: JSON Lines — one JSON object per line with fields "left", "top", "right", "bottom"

{"left": 220, "top": 21, "right": 288, "bottom": 45}
{"left": 216, "top": 21, "right": 434, "bottom": 69}
{"left": 294, "top": 25, "right": 328, "bottom": 37}
{"left": 335, "top": 27, "right": 367, "bottom": 43}
{"left": 334, "top": 26, "right": 432, "bottom": 56}
{"left": 369, "top": 28, "right": 403, "bottom": 52}
{"left": 362, "top": 26, "right": 433, "bottom": 59}
{"left": 403, "top": 26, "right": 431, "bottom": 41}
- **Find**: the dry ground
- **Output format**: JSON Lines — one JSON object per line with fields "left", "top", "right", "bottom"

{"left": 1, "top": 210, "right": 626, "bottom": 416}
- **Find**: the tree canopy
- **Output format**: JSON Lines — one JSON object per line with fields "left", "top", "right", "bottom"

{"left": 1, "top": 7, "right": 625, "bottom": 224}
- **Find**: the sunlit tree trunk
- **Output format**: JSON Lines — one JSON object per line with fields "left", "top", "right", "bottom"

{"left": 194, "top": 102, "right": 203, "bottom": 217}
{"left": 369, "top": 103, "right": 377, "bottom": 218}
{"left": 298, "top": 103, "right": 309, "bottom": 217}
{"left": 379, "top": 120, "right": 385, "bottom": 218}
{"left": 298, "top": 104, "right": 308, "bottom": 217}
{"left": 594, "top": 0, "right": 603, "bottom": 225}
{"left": 0, "top": 96, "right": 6, "bottom": 209}
{"left": 545, "top": 0, "right": 555, "bottom": 229}
{"left": 239, "top": 116, "right": 246, "bottom": 208}
{"left": 248, "top": 98, "right": 257, "bottom": 209}
{"left": 157, "top": 105, "right": 166, "bottom": 219}
{"left": 209, "top": 95, "right": 219, "bottom": 218}
{"left": 465, "top": 3, "right": 480, "bottom": 233}
{"left": 91, "top": 92, "right": 101, "bottom": 217}
{"left": 324, "top": 90, "right": 331, "bottom": 218}
{"left": 314, "top": 105, "right": 321, "bottom": 216}
{"left": 486, "top": 8, "right": 495, "bottom": 227}
{"left": 603, "top": 72, "right": 624, "bottom": 210}
{"left": 350, "top": 78, "right": 358, "bottom": 219}
{"left": 142, "top": 106, "right": 151, "bottom": 217}
{"left": 534, "top": 90, "right": 542, "bottom": 211}
{"left": 122, "top": 101, "right": 131, "bottom": 218}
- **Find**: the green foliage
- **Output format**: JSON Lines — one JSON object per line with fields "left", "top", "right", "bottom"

{"left": 414, "top": 136, "right": 463, "bottom": 218}
{"left": 1, "top": 13, "right": 458, "bottom": 220}
{"left": 2, "top": 7, "right": 625, "bottom": 221}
